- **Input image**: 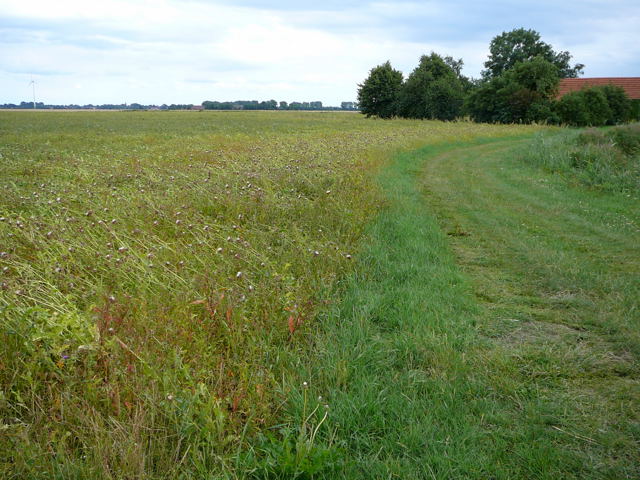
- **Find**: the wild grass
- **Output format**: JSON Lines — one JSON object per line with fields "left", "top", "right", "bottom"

{"left": 0, "top": 111, "right": 536, "bottom": 478}
{"left": 523, "top": 123, "right": 640, "bottom": 194}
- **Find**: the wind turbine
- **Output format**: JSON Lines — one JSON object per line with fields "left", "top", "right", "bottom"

{"left": 29, "top": 77, "right": 36, "bottom": 109}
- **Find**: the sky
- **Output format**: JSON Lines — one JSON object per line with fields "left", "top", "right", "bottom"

{"left": 1, "top": 0, "right": 638, "bottom": 106}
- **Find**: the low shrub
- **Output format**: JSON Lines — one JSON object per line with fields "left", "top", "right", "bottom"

{"left": 556, "top": 85, "right": 633, "bottom": 126}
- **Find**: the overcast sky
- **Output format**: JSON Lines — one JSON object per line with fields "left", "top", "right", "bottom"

{"left": 1, "top": 0, "right": 638, "bottom": 106}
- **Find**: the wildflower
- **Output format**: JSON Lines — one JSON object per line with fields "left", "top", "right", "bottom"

{"left": 236, "top": 271, "right": 242, "bottom": 278}
{"left": 216, "top": 247, "right": 223, "bottom": 253}
{"left": 346, "top": 254, "right": 352, "bottom": 260}
{"left": 108, "top": 295, "right": 116, "bottom": 303}
{"left": 303, "top": 381, "right": 308, "bottom": 388}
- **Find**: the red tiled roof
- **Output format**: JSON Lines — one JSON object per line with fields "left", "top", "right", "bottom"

{"left": 557, "top": 78, "right": 640, "bottom": 99}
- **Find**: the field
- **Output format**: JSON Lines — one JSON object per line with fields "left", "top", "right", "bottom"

{"left": 1, "top": 112, "right": 638, "bottom": 479}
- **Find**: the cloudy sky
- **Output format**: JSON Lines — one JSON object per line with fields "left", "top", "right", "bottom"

{"left": 1, "top": 0, "right": 638, "bottom": 106}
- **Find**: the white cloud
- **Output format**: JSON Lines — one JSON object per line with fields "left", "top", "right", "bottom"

{"left": 0, "top": 0, "right": 638, "bottom": 105}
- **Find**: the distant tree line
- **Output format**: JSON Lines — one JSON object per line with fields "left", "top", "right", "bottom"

{"left": 358, "top": 28, "right": 638, "bottom": 126}
{"left": 0, "top": 102, "right": 194, "bottom": 110}
{"left": 2, "top": 101, "right": 359, "bottom": 112}
{"left": 201, "top": 100, "right": 358, "bottom": 111}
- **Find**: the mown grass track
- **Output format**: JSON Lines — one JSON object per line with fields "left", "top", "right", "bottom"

{"left": 283, "top": 137, "right": 639, "bottom": 479}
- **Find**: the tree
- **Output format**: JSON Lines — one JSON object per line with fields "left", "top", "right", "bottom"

{"left": 357, "top": 61, "right": 403, "bottom": 118}
{"left": 467, "top": 56, "right": 560, "bottom": 124}
{"left": 483, "top": 28, "right": 584, "bottom": 79}
{"left": 398, "top": 53, "right": 465, "bottom": 120}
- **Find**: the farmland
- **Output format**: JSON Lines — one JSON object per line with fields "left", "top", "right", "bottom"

{"left": 1, "top": 112, "right": 638, "bottom": 479}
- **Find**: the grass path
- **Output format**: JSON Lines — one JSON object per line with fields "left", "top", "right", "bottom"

{"left": 281, "top": 136, "right": 639, "bottom": 479}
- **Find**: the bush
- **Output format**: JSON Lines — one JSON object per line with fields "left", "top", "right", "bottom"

{"left": 556, "top": 85, "right": 633, "bottom": 126}
{"left": 556, "top": 88, "right": 611, "bottom": 126}
{"left": 599, "top": 85, "right": 633, "bottom": 124}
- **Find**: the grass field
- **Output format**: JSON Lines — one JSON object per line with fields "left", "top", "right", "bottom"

{"left": 1, "top": 112, "right": 638, "bottom": 478}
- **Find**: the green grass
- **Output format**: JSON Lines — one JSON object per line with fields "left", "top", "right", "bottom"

{"left": 3, "top": 112, "right": 636, "bottom": 478}
{"left": 273, "top": 136, "right": 639, "bottom": 478}
{"left": 523, "top": 123, "right": 640, "bottom": 194}
{"left": 0, "top": 112, "right": 535, "bottom": 478}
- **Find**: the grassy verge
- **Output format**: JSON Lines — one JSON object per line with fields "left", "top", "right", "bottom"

{"left": 523, "top": 123, "right": 640, "bottom": 194}
{"left": 274, "top": 136, "right": 639, "bottom": 478}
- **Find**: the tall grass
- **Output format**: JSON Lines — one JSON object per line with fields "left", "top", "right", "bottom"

{"left": 0, "top": 112, "right": 536, "bottom": 478}
{"left": 522, "top": 123, "right": 640, "bottom": 194}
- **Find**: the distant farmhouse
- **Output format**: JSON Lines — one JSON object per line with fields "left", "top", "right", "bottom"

{"left": 558, "top": 77, "right": 640, "bottom": 100}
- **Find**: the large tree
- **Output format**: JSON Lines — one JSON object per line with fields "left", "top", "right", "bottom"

{"left": 399, "top": 53, "right": 465, "bottom": 120}
{"left": 483, "top": 28, "right": 584, "bottom": 79}
{"left": 357, "top": 61, "right": 403, "bottom": 118}
{"left": 468, "top": 56, "right": 561, "bottom": 124}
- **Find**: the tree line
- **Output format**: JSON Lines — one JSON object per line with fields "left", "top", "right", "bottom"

{"left": 201, "top": 100, "right": 358, "bottom": 111}
{"left": 1, "top": 101, "right": 359, "bottom": 111}
{"left": 358, "top": 28, "right": 639, "bottom": 126}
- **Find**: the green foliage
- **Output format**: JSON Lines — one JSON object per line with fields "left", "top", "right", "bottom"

{"left": 467, "top": 57, "right": 560, "bottom": 124}
{"left": 523, "top": 124, "right": 640, "bottom": 192}
{"left": 357, "top": 61, "right": 404, "bottom": 118}
{"left": 484, "top": 28, "right": 584, "bottom": 79}
{"left": 399, "top": 53, "right": 465, "bottom": 120}
{"left": 556, "top": 87, "right": 617, "bottom": 126}
{"left": 599, "top": 85, "right": 633, "bottom": 124}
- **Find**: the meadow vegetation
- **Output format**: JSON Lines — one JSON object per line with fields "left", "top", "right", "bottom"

{"left": 272, "top": 134, "right": 639, "bottom": 478}
{"left": 0, "top": 111, "right": 536, "bottom": 478}
{"left": 523, "top": 123, "right": 640, "bottom": 193}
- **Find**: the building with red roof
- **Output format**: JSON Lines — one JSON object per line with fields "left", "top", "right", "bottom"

{"left": 557, "top": 78, "right": 640, "bottom": 99}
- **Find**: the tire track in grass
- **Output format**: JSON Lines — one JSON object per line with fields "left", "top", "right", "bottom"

{"left": 254, "top": 135, "right": 639, "bottom": 479}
